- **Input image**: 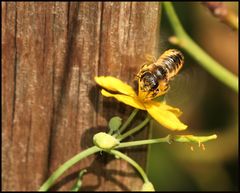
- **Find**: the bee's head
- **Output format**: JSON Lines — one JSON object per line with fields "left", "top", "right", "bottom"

{"left": 140, "top": 72, "right": 159, "bottom": 92}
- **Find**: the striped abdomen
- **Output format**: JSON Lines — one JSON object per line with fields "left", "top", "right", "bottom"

{"left": 156, "top": 49, "right": 184, "bottom": 79}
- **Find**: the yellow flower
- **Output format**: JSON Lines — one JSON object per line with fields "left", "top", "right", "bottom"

{"left": 95, "top": 76, "right": 187, "bottom": 131}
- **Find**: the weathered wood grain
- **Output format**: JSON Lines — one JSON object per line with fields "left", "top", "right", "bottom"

{"left": 2, "top": 2, "right": 161, "bottom": 191}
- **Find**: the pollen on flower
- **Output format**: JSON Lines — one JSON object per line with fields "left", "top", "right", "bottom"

{"left": 190, "top": 146, "right": 194, "bottom": 151}
{"left": 201, "top": 143, "right": 206, "bottom": 151}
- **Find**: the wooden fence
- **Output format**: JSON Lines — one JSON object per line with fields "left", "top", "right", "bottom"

{"left": 2, "top": 2, "right": 161, "bottom": 191}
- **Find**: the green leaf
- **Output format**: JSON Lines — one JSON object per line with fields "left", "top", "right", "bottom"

{"left": 108, "top": 116, "right": 122, "bottom": 135}
{"left": 71, "top": 169, "right": 87, "bottom": 191}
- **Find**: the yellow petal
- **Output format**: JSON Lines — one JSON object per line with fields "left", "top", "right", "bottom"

{"left": 145, "top": 102, "right": 188, "bottom": 131}
{"left": 150, "top": 101, "right": 183, "bottom": 117}
{"left": 101, "top": 89, "right": 145, "bottom": 110}
{"left": 95, "top": 76, "right": 136, "bottom": 97}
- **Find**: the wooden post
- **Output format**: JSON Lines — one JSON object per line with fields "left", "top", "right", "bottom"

{"left": 2, "top": 2, "right": 161, "bottom": 191}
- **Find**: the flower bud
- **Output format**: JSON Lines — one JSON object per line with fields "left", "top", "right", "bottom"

{"left": 93, "top": 132, "right": 119, "bottom": 150}
{"left": 141, "top": 182, "right": 155, "bottom": 191}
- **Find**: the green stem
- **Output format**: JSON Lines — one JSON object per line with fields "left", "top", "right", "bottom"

{"left": 113, "top": 109, "right": 139, "bottom": 137}
{"left": 38, "top": 146, "right": 100, "bottom": 191}
{"left": 145, "top": 118, "right": 153, "bottom": 175}
{"left": 117, "top": 135, "right": 171, "bottom": 148}
{"left": 180, "top": 36, "right": 238, "bottom": 92}
{"left": 163, "top": 2, "right": 186, "bottom": 38}
{"left": 116, "top": 134, "right": 217, "bottom": 149}
{"left": 163, "top": 2, "right": 238, "bottom": 93}
{"left": 110, "top": 149, "right": 149, "bottom": 183}
{"left": 117, "top": 116, "right": 151, "bottom": 141}
{"left": 71, "top": 169, "right": 87, "bottom": 191}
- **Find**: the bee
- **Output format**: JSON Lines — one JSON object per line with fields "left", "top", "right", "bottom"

{"left": 137, "top": 49, "right": 184, "bottom": 101}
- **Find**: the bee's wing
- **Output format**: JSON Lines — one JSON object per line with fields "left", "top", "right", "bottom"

{"left": 144, "top": 54, "right": 157, "bottom": 63}
{"left": 164, "top": 66, "right": 207, "bottom": 110}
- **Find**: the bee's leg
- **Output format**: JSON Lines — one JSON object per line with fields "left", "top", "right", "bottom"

{"left": 145, "top": 82, "right": 170, "bottom": 100}
{"left": 151, "top": 88, "right": 160, "bottom": 98}
{"left": 160, "top": 82, "right": 170, "bottom": 94}
{"left": 142, "top": 91, "right": 154, "bottom": 101}
{"left": 145, "top": 91, "right": 152, "bottom": 97}
{"left": 150, "top": 82, "right": 170, "bottom": 99}
{"left": 145, "top": 88, "right": 160, "bottom": 101}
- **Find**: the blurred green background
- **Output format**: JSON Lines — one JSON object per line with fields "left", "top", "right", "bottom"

{"left": 147, "top": 2, "right": 238, "bottom": 191}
